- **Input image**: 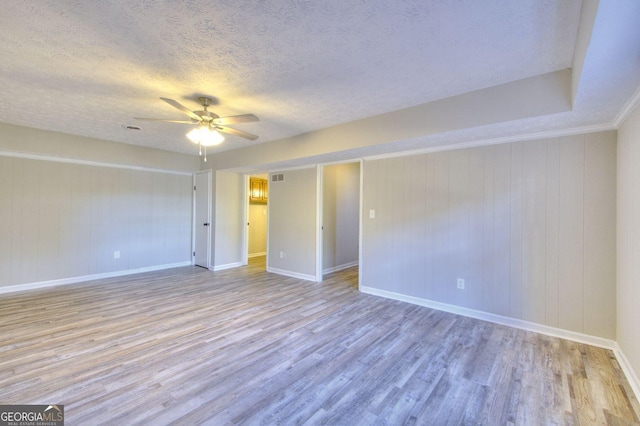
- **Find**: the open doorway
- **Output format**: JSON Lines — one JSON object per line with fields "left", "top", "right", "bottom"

{"left": 247, "top": 174, "right": 268, "bottom": 269}
{"left": 321, "top": 162, "right": 361, "bottom": 283}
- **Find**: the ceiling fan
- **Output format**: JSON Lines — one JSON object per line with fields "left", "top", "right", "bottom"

{"left": 134, "top": 96, "right": 259, "bottom": 160}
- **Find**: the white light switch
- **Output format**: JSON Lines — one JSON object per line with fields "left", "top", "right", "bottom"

{"left": 369, "top": 209, "right": 376, "bottom": 219}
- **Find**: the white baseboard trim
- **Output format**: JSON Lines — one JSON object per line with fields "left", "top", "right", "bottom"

{"left": 360, "top": 285, "right": 640, "bottom": 403}
{"left": 266, "top": 266, "right": 317, "bottom": 282}
{"left": 248, "top": 252, "right": 267, "bottom": 258}
{"left": 212, "top": 262, "right": 243, "bottom": 271}
{"left": 612, "top": 343, "right": 640, "bottom": 404}
{"left": 360, "top": 286, "right": 616, "bottom": 350}
{"left": 323, "top": 261, "right": 359, "bottom": 274}
{"left": 0, "top": 261, "right": 192, "bottom": 295}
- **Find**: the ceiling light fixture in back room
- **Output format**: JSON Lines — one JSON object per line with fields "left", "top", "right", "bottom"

{"left": 135, "top": 96, "right": 259, "bottom": 161}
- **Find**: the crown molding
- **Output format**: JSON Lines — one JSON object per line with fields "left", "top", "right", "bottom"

{"left": 0, "top": 150, "right": 193, "bottom": 175}
{"left": 613, "top": 86, "right": 640, "bottom": 128}
{"left": 363, "top": 122, "right": 615, "bottom": 162}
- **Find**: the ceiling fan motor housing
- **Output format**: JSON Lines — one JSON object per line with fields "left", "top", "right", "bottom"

{"left": 133, "top": 96, "right": 260, "bottom": 141}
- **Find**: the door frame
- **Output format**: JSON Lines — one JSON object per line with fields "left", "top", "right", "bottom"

{"left": 316, "top": 165, "right": 324, "bottom": 282}
{"left": 193, "top": 170, "right": 212, "bottom": 268}
{"left": 241, "top": 174, "right": 249, "bottom": 266}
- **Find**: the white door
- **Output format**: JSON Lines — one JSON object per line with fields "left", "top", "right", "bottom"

{"left": 194, "top": 171, "right": 211, "bottom": 268}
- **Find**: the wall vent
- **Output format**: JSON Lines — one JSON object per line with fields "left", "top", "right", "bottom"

{"left": 271, "top": 173, "right": 285, "bottom": 182}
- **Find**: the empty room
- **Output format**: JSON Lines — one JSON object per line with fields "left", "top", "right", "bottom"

{"left": 1, "top": 1, "right": 640, "bottom": 424}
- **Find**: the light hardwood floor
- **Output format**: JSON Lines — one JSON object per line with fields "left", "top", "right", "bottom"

{"left": 1, "top": 257, "right": 638, "bottom": 425}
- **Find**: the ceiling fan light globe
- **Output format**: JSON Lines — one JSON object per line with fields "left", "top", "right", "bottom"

{"left": 199, "top": 129, "right": 225, "bottom": 146}
{"left": 186, "top": 127, "right": 201, "bottom": 144}
{"left": 186, "top": 126, "right": 224, "bottom": 146}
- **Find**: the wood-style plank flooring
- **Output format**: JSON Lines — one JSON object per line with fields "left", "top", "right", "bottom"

{"left": 1, "top": 257, "right": 639, "bottom": 425}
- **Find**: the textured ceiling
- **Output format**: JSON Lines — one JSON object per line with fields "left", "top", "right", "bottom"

{"left": 0, "top": 0, "right": 637, "bottom": 159}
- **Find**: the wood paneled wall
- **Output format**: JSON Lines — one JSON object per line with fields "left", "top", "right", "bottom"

{"left": 0, "top": 156, "right": 193, "bottom": 288}
{"left": 362, "top": 132, "right": 616, "bottom": 339}
{"left": 268, "top": 167, "right": 317, "bottom": 278}
{"left": 213, "top": 171, "right": 244, "bottom": 268}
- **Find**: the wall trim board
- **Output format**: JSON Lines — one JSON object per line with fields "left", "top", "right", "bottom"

{"left": 323, "top": 261, "right": 359, "bottom": 274}
{"left": 266, "top": 266, "right": 317, "bottom": 282}
{"left": 363, "top": 123, "right": 615, "bottom": 163}
{"left": 360, "top": 286, "right": 616, "bottom": 350}
{"left": 316, "top": 164, "right": 323, "bottom": 283}
{"left": 212, "top": 262, "right": 243, "bottom": 271}
{"left": 0, "top": 262, "right": 192, "bottom": 295}
{"left": 0, "top": 150, "right": 194, "bottom": 176}
{"left": 248, "top": 252, "right": 267, "bottom": 258}
{"left": 613, "top": 344, "right": 640, "bottom": 405}
{"left": 358, "top": 159, "right": 364, "bottom": 293}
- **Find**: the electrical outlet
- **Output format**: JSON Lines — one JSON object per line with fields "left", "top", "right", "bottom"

{"left": 280, "top": 251, "right": 284, "bottom": 259}
{"left": 457, "top": 278, "right": 465, "bottom": 289}
{"left": 114, "top": 251, "right": 120, "bottom": 259}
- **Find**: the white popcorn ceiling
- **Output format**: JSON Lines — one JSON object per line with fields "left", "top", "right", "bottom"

{"left": 0, "top": 0, "right": 636, "bottom": 157}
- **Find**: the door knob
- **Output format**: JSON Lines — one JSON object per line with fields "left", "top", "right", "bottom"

{"left": 203, "top": 223, "right": 209, "bottom": 226}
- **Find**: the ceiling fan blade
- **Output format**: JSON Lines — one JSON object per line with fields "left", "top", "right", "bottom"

{"left": 213, "top": 114, "right": 259, "bottom": 125}
{"left": 133, "top": 118, "right": 196, "bottom": 124}
{"left": 216, "top": 126, "right": 259, "bottom": 141}
{"left": 160, "top": 97, "right": 202, "bottom": 121}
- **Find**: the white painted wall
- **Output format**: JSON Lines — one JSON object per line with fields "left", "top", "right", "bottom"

{"left": 267, "top": 167, "right": 317, "bottom": 280}
{"left": 214, "top": 171, "right": 244, "bottom": 269}
{"left": 617, "top": 105, "right": 640, "bottom": 388}
{"left": 0, "top": 123, "right": 203, "bottom": 290}
{"left": 0, "top": 122, "right": 200, "bottom": 173}
{"left": 323, "top": 162, "right": 360, "bottom": 273}
{"left": 248, "top": 203, "right": 267, "bottom": 256}
{"left": 0, "top": 156, "right": 193, "bottom": 288}
{"left": 361, "top": 132, "right": 616, "bottom": 339}
{"left": 206, "top": 71, "right": 571, "bottom": 173}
